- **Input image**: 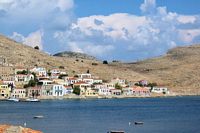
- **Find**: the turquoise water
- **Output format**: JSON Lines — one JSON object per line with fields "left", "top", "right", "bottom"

{"left": 0, "top": 96, "right": 200, "bottom": 133}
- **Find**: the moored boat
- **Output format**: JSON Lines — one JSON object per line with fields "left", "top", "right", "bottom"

{"left": 33, "top": 115, "right": 44, "bottom": 119}
{"left": 107, "top": 131, "right": 125, "bottom": 133}
{"left": 25, "top": 98, "right": 40, "bottom": 102}
{"left": 7, "top": 98, "right": 19, "bottom": 102}
{"left": 134, "top": 121, "right": 144, "bottom": 125}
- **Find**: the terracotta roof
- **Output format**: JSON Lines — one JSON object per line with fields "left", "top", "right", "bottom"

{"left": 64, "top": 86, "right": 72, "bottom": 88}
{"left": 68, "top": 77, "right": 77, "bottom": 80}
{"left": 132, "top": 86, "right": 149, "bottom": 91}
{"left": 74, "top": 81, "right": 87, "bottom": 85}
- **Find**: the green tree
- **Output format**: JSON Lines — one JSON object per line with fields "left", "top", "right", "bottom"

{"left": 103, "top": 60, "right": 108, "bottom": 64}
{"left": 73, "top": 86, "right": 80, "bottom": 95}
{"left": 58, "top": 74, "right": 68, "bottom": 79}
{"left": 28, "top": 80, "right": 36, "bottom": 87}
{"left": 17, "top": 70, "right": 28, "bottom": 75}
{"left": 47, "top": 70, "right": 51, "bottom": 76}
{"left": 115, "top": 83, "right": 122, "bottom": 90}
{"left": 59, "top": 66, "right": 65, "bottom": 69}
{"left": 34, "top": 46, "right": 39, "bottom": 50}
{"left": 86, "top": 69, "right": 90, "bottom": 73}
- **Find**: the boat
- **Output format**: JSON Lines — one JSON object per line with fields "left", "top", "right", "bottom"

{"left": 107, "top": 131, "right": 125, "bottom": 133}
{"left": 134, "top": 121, "right": 144, "bottom": 125}
{"left": 33, "top": 115, "right": 44, "bottom": 119}
{"left": 25, "top": 98, "right": 40, "bottom": 102}
{"left": 7, "top": 98, "right": 19, "bottom": 102}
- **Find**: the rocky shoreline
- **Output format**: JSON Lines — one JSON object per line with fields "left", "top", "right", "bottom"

{"left": 1, "top": 93, "right": 200, "bottom": 101}
{"left": 0, "top": 124, "right": 42, "bottom": 133}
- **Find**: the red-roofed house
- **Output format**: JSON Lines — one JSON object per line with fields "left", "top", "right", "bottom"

{"left": 132, "top": 86, "right": 150, "bottom": 96}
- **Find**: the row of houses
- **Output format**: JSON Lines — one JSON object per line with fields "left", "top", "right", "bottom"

{"left": 0, "top": 66, "right": 169, "bottom": 99}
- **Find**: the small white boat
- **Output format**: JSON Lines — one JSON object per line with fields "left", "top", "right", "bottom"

{"left": 25, "top": 98, "right": 40, "bottom": 102}
{"left": 134, "top": 121, "right": 144, "bottom": 125}
{"left": 33, "top": 115, "right": 44, "bottom": 119}
{"left": 7, "top": 98, "right": 19, "bottom": 102}
{"left": 107, "top": 131, "right": 125, "bottom": 133}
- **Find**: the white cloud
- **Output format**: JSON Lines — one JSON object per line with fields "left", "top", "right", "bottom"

{"left": 140, "top": 0, "right": 156, "bottom": 13}
{"left": 10, "top": 30, "right": 44, "bottom": 49}
{"left": 71, "top": 13, "right": 147, "bottom": 40}
{"left": 178, "top": 29, "right": 200, "bottom": 43}
{"left": 54, "top": 0, "right": 200, "bottom": 61}
{"left": 0, "top": 0, "right": 74, "bottom": 52}
{"left": 67, "top": 41, "right": 114, "bottom": 56}
{"left": 57, "top": 0, "right": 74, "bottom": 12}
{"left": 177, "top": 15, "right": 197, "bottom": 24}
{"left": 68, "top": 42, "right": 84, "bottom": 53}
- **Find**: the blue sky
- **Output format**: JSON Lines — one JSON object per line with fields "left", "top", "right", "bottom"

{"left": 0, "top": 0, "right": 200, "bottom": 61}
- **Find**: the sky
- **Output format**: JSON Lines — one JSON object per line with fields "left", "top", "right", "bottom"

{"left": 0, "top": 0, "right": 200, "bottom": 61}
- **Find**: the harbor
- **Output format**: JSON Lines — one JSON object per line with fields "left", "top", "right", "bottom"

{"left": 0, "top": 96, "right": 200, "bottom": 133}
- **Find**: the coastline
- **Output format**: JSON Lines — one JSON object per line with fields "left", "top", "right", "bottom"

{"left": 1, "top": 93, "right": 199, "bottom": 101}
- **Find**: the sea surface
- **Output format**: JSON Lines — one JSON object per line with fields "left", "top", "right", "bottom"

{"left": 0, "top": 96, "right": 200, "bottom": 133}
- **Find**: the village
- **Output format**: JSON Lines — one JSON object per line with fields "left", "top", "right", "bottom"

{"left": 0, "top": 58, "right": 170, "bottom": 101}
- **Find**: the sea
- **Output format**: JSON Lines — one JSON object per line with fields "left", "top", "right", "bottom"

{"left": 0, "top": 96, "right": 200, "bottom": 133}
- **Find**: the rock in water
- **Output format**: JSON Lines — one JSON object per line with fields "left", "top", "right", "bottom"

{"left": 0, "top": 124, "right": 42, "bottom": 133}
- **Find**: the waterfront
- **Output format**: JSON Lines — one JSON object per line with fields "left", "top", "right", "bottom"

{"left": 0, "top": 96, "right": 200, "bottom": 133}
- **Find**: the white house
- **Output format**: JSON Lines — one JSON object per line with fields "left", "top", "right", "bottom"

{"left": 64, "top": 77, "right": 78, "bottom": 85}
{"left": 94, "top": 83, "right": 111, "bottom": 96}
{"left": 98, "top": 88, "right": 111, "bottom": 96}
{"left": 11, "top": 88, "right": 26, "bottom": 98}
{"left": 64, "top": 86, "right": 73, "bottom": 95}
{"left": 52, "top": 84, "right": 65, "bottom": 97}
{"left": 15, "top": 74, "right": 34, "bottom": 83}
{"left": 3, "top": 80, "right": 15, "bottom": 87}
{"left": 50, "top": 69, "right": 61, "bottom": 74}
{"left": 77, "top": 73, "right": 92, "bottom": 79}
{"left": 151, "top": 86, "right": 169, "bottom": 94}
{"left": 122, "top": 87, "right": 133, "bottom": 95}
{"left": 110, "top": 89, "right": 122, "bottom": 96}
{"left": 30, "top": 67, "right": 47, "bottom": 77}
{"left": 93, "top": 79, "right": 103, "bottom": 84}
{"left": 41, "top": 84, "right": 65, "bottom": 97}
{"left": 111, "top": 77, "right": 126, "bottom": 87}
{"left": 105, "top": 83, "right": 115, "bottom": 89}
{"left": 53, "top": 79, "right": 68, "bottom": 86}
{"left": 83, "top": 78, "right": 94, "bottom": 85}
{"left": 38, "top": 80, "right": 53, "bottom": 85}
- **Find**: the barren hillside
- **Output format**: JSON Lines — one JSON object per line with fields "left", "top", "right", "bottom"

{"left": 0, "top": 34, "right": 145, "bottom": 82}
{"left": 125, "top": 45, "right": 200, "bottom": 95}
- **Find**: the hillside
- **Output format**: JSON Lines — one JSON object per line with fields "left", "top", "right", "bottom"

{"left": 54, "top": 51, "right": 96, "bottom": 60}
{"left": 0, "top": 34, "right": 145, "bottom": 82}
{"left": 125, "top": 45, "right": 200, "bottom": 95}
{"left": 1, "top": 34, "right": 200, "bottom": 95}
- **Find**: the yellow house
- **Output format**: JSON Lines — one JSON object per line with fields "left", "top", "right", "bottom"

{"left": 85, "top": 89, "right": 98, "bottom": 97}
{"left": 0, "top": 82, "right": 11, "bottom": 99}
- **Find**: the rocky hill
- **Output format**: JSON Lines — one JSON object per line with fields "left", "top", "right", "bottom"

{"left": 54, "top": 51, "right": 96, "bottom": 60}
{"left": 125, "top": 45, "right": 200, "bottom": 95}
{"left": 0, "top": 34, "right": 145, "bottom": 82}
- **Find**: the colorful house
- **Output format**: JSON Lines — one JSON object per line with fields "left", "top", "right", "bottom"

{"left": 64, "top": 86, "right": 73, "bottom": 95}
{"left": 0, "top": 83, "right": 11, "bottom": 99}
{"left": 27, "top": 86, "right": 42, "bottom": 98}
{"left": 11, "top": 88, "right": 26, "bottom": 99}
{"left": 73, "top": 81, "right": 91, "bottom": 95}
{"left": 110, "top": 89, "right": 122, "bottom": 96}
{"left": 132, "top": 86, "right": 150, "bottom": 96}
